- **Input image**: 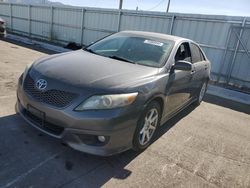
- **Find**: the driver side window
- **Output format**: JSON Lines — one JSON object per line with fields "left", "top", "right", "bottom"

{"left": 175, "top": 42, "right": 191, "bottom": 63}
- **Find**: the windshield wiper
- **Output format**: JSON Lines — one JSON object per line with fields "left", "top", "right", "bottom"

{"left": 84, "top": 48, "right": 98, "bottom": 55}
{"left": 108, "top": 55, "right": 135, "bottom": 64}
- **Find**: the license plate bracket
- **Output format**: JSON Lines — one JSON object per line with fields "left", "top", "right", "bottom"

{"left": 27, "top": 105, "right": 46, "bottom": 126}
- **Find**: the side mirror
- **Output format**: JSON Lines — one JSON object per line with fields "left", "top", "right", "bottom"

{"left": 173, "top": 60, "right": 192, "bottom": 71}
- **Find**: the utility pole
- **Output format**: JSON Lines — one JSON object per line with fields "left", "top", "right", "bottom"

{"left": 166, "top": 0, "right": 170, "bottom": 13}
{"left": 119, "top": 0, "right": 123, "bottom": 9}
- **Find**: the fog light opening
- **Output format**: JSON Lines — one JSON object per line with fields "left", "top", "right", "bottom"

{"left": 97, "top": 136, "right": 106, "bottom": 143}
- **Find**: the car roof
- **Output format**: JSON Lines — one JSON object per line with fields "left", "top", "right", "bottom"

{"left": 120, "top": 30, "right": 191, "bottom": 43}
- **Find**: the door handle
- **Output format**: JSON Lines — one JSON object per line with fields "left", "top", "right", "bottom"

{"left": 191, "top": 70, "right": 196, "bottom": 74}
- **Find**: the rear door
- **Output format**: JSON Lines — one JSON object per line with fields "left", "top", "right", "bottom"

{"left": 189, "top": 43, "right": 208, "bottom": 96}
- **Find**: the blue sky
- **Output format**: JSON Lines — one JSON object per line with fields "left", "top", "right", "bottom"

{"left": 50, "top": 0, "right": 250, "bottom": 16}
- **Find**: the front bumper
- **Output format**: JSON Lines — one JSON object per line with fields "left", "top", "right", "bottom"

{"left": 16, "top": 83, "right": 142, "bottom": 156}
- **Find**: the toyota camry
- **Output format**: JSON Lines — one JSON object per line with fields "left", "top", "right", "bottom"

{"left": 16, "top": 31, "right": 211, "bottom": 156}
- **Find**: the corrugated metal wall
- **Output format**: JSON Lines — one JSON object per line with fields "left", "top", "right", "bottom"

{"left": 0, "top": 2, "right": 249, "bottom": 89}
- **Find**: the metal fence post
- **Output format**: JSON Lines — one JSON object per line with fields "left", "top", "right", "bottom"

{"left": 166, "top": 0, "right": 171, "bottom": 13}
{"left": 28, "top": 5, "right": 31, "bottom": 37}
{"left": 80, "top": 8, "right": 85, "bottom": 45}
{"left": 117, "top": 10, "right": 122, "bottom": 32}
{"left": 233, "top": 30, "right": 250, "bottom": 60}
{"left": 9, "top": 3, "right": 13, "bottom": 31}
{"left": 216, "top": 27, "right": 232, "bottom": 83}
{"left": 49, "top": 6, "right": 54, "bottom": 41}
{"left": 169, "top": 15, "right": 175, "bottom": 34}
{"left": 226, "top": 17, "right": 246, "bottom": 84}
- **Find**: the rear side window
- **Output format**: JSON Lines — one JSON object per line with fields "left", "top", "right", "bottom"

{"left": 199, "top": 49, "right": 206, "bottom": 61}
{"left": 190, "top": 43, "right": 205, "bottom": 63}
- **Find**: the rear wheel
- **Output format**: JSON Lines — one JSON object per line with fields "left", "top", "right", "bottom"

{"left": 194, "top": 81, "right": 207, "bottom": 106}
{"left": 133, "top": 101, "right": 161, "bottom": 151}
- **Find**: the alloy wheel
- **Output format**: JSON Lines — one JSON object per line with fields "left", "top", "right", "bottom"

{"left": 139, "top": 108, "right": 159, "bottom": 146}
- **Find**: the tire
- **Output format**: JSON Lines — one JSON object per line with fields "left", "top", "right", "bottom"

{"left": 133, "top": 101, "right": 161, "bottom": 151}
{"left": 194, "top": 81, "right": 208, "bottom": 106}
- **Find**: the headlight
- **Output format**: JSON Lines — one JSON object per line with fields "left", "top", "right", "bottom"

{"left": 75, "top": 93, "right": 138, "bottom": 111}
{"left": 22, "top": 63, "right": 32, "bottom": 83}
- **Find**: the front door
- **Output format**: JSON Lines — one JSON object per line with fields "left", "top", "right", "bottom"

{"left": 189, "top": 43, "right": 208, "bottom": 96}
{"left": 163, "top": 42, "right": 193, "bottom": 119}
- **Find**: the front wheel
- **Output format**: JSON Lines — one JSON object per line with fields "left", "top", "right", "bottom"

{"left": 194, "top": 81, "right": 208, "bottom": 106}
{"left": 133, "top": 101, "right": 161, "bottom": 151}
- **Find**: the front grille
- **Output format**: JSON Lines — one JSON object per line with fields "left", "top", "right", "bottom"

{"left": 23, "top": 74, "right": 78, "bottom": 108}
{"left": 23, "top": 109, "right": 64, "bottom": 136}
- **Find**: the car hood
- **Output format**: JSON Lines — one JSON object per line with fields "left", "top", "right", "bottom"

{"left": 33, "top": 50, "right": 158, "bottom": 89}
{"left": 0, "top": 17, "right": 5, "bottom": 23}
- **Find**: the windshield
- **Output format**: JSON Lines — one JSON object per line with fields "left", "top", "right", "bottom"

{"left": 85, "top": 34, "right": 174, "bottom": 67}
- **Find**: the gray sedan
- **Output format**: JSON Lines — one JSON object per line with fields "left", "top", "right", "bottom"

{"left": 16, "top": 31, "right": 211, "bottom": 156}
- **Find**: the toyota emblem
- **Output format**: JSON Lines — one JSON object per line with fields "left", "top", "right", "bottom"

{"left": 36, "top": 79, "right": 47, "bottom": 91}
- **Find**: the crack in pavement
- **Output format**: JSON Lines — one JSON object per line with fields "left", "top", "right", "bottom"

{"left": 148, "top": 150, "right": 219, "bottom": 188}
{"left": 0, "top": 95, "right": 16, "bottom": 99}
{"left": 1, "top": 151, "right": 65, "bottom": 188}
{"left": 185, "top": 144, "right": 250, "bottom": 166}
